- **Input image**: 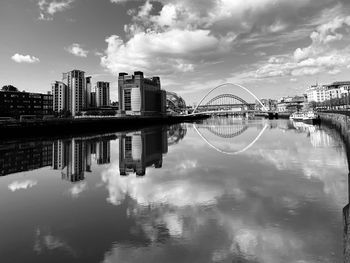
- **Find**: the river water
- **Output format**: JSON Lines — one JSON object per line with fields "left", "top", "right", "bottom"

{"left": 0, "top": 118, "right": 348, "bottom": 263}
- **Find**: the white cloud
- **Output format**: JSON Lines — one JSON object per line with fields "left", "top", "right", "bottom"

{"left": 8, "top": 180, "right": 37, "bottom": 191}
{"left": 104, "top": 0, "right": 350, "bottom": 85}
{"left": 232, "top": 15, "right": 350, "bottom": 80}
{"left": 65, "top": 43, "right": 89, "bottom": 57}
{"left": 69, "top": 182, "right": 88, "bottom": 198}
{"left": 34, "top": 228, "right": 75, "bottom": 256}
{"left": 101, "top": 29, "right": 233, "bottom": 75}
{"left": 38, "top": 0, "right": 74, "bottom": 20}
{"left": 11, "top": 53, "right": 40, "bottom": 64}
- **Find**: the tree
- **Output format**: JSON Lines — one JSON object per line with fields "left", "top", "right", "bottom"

{"left": 1, "top": 85, "right": 18, "bottom": 92}
{"left": 309, "top": 101, "right": 317, "bottom": 110}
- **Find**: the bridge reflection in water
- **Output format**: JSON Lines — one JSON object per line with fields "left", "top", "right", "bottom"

{"left": 193, "top": 117, "right": 268, "bottom": 155}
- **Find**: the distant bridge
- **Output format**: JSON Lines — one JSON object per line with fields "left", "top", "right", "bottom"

{"left": 189, "top": 83, "right": 268, "bottom": 116}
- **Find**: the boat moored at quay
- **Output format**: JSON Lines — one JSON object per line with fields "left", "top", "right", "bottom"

{"left": 290, "top": 111, "right": 321, "bottom": 125}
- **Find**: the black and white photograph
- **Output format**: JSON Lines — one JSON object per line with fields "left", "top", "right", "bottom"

{"left": 1, "top": 0, "right": 350, "bottom": 262}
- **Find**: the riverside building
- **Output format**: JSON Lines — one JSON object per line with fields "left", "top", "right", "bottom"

{"left": 118, "top": 71, "right": 166, "bottom": 116}
{"left": 306, "top": 84, "right": 327, "bottom": 103}
{"left": 96, "top": 81, "right": 110, "bottom": 107}
{"left": 52, "top": 81, "right": 68, "bottom": 113}
{"left": 0, "top": 87, "right": 53, "bottom": 118}
{"left": 62, "top": 69, "right": 86, "bottom": 116}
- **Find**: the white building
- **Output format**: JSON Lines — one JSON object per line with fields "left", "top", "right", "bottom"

{"left": 62, "top": 69, "right": 86, "bottom": 116}
{"left": 306, "top": 85, "right": 327, "bottom": 103}
{"left": 325, "top": 81, "right": 350, "bottom": 100}
{"left": 52, "top": 81, "right": 68, "bottom": 113}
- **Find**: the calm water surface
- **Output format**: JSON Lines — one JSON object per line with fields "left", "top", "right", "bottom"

{"left": 0, "top": 118, "right": 348, "bottom": 263}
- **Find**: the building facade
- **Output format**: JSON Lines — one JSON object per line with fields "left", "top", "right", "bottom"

{"left": 306, "top": 85, "right": 327, "bottom": 103}
{"left": 62, "top": 69, "right": 86, "bottom": 116}
{"left": 256, "top": 99, "right": 277, "bottom": 111}
{"left": 52, "top": 81, "right": 68, "bottom": 113}
{"left": 0, "top": 89, "right": 53, "bottom": 118}
{"left": 277, "top": 95, "right": 307, "bottom": 112}
{"left": 96, "top": 81, "right": 110, "bottom": 107}
{"left": 118, "top": 71, "right": 166, "bottom": 116}
{"left": 306, "top": 81, "right": 350, "bottom": 103}
{"left": 86, "top": 76, "right": 92, "bottom": 108}
{"left": 90, "top": 92, "right": 96, "bottom": 108}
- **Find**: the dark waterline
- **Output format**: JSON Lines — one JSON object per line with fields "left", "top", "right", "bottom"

{"left": 0, "top": 118, "right": 348, "bottom": 263}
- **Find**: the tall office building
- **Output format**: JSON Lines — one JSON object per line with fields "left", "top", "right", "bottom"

{"left": 62, "top": 69, "right": 86, "bottom": 116}
{"left": 118, "top": 71, "right": 166, "bottom": 116}
{"left": 96, "top": 81, "right": 110, "bottom": 107}
{"left": 52, "top": 81, "right": 68, "bottom": 113}
{"left": 90, "top": 92, "right": 96, "bottom": 108}
{"left": 86, "top": 76, "right": 92, "bottom": 108}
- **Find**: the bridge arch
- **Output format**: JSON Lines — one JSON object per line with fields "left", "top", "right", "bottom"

{"left": 205, "top": 94, "right": 250, "bottom": 106}
{"left": 193, "top": 123, "right": 268, "bottom": 155}
{"left": 192, "top": 83, "right": 268, "bottom": 114}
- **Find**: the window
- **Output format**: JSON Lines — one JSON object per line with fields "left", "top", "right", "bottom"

{"left": 124, "top": 89, "right": 131, "bottom": 110}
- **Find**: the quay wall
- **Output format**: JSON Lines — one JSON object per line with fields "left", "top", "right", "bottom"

{"left": 318, "top": 112, "right": 350, "bottom": 136}
{"left": 319, "top": 112, "right": 350, "bottom": 263}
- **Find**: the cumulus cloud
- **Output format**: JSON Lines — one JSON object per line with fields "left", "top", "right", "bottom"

{"left": 65, "top": 43, "right": 89, "bottom": 57}
{"left": 68, "top": 182, "right": 88, "bottom": 198}
{"left": 11, "top": 53, "right": 40, "bottom": 64}
{"left": 232, "top": 15, "right": 350, "bottom": 80}
{"left": 8, "top": 180, "right": 37, "bottom": 191}
{"left": 101, "top": 30, "right": 232, "bottom": 74}
{"left": 104, "top": 0, "right": 350, "bottom": 83}
{"left": 38, "top": 0, "right": 74, "bottom": 20}
{"left": 34, "top": 228, "right": 76, "bottom": 256}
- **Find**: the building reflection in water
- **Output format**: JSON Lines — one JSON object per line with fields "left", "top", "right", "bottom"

{"left": 0, "top": 124, "right": 187, "bottom": 181}
{"left": 0, "top": 140, "right": 52, "bottom": 176}
{"left": 119, "top": 127, "right": 168, "bottom": 176}
{"left": 52, "top": 136, "right": 112, "bottom": 182}
{"left": 167, "top": 124, "right": 187, "bottom": 146}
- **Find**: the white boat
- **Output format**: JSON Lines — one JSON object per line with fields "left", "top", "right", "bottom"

{"left": 289, "top": 112, "right": 304, "bottom": 121}
{"left": 290, "top": 111, "right": 321, "bottom": 125}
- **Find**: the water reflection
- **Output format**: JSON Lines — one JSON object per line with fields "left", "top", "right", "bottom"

{"left": 119, "top": 127, "right": 168, "bottom": 176}
{"left": 0, "top": 140, "right": 52, "bottom": 176}
{"left": 52, "top": 135, "right": 114, "bottom": 182}
{"left": 0, "top": 119, "right": 349, "bottom": 263}
{"left": 193, "top": 117, "right": 269, "bottom": 155}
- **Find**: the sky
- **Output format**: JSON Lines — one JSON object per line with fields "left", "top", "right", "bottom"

{"left": 1, "top": 0, "right": 350, "bottom": 104}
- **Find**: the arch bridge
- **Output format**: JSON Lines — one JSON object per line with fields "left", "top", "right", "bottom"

{"left": 190, "top": 83, "right": 269, "bottom": 116}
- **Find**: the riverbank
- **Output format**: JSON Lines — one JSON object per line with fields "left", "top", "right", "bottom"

{"left": 318, "top": 112, "right": 350, "bottom": 136}
{"left": 0, "top": 114, "right": 209, "bottom": 139}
